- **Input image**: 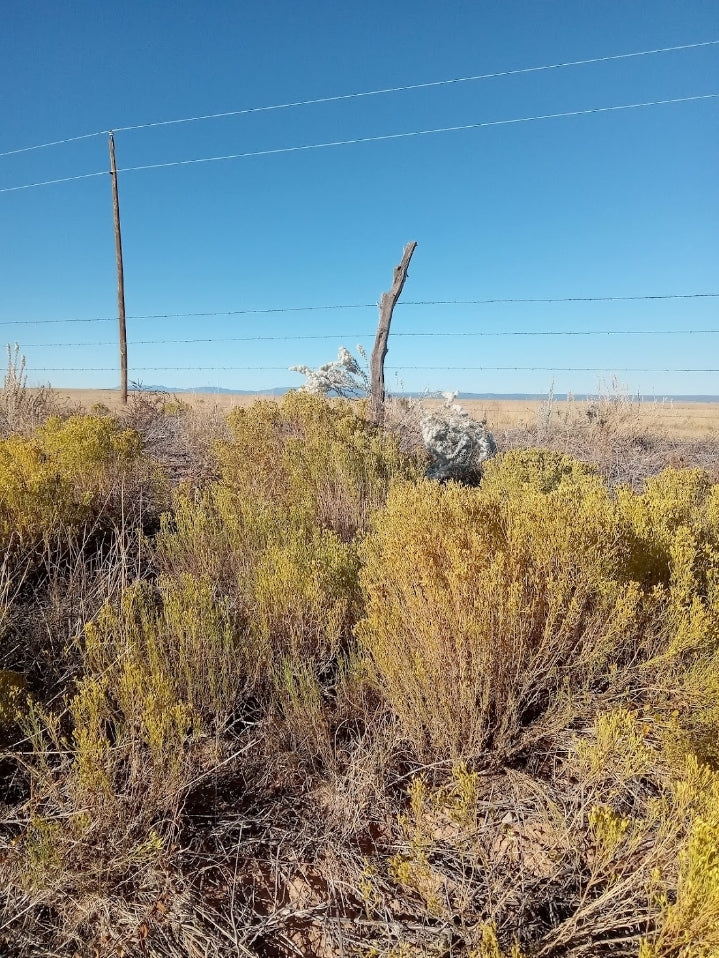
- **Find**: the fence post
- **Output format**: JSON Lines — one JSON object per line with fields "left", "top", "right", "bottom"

{"left": 108, "top": 133, "right": 128, "bottom": 404}
{"left": 370, "top": 241, "right": 417, "bottom": 426}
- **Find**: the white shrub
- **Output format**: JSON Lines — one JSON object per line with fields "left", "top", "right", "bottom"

{"left": 290, "top": 347, "right": 369, "bottom": 398}
{"left": 291, "top": 355, "right": 497, "bottom": 481}
{"left": 421, "top": 393, "right": 497, "bottom": 481}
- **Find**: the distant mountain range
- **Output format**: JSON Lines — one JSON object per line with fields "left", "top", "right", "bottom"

{"left": 144, "top": 385, "right": 289, "bottom": 396}
{"left": 143, "top": 386, "right": 719, "bottom": 402}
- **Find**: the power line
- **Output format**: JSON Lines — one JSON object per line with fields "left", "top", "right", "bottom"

{"left": 112, "top": 303, "right": 378, "bottom": 319}
{"left": 15, "top": 328, "right": 719, "bottom": 348}
{"left": 113, "top": 94, "right": 719, "bottom": 178}
{"left": 2, "top": 291, "right": 717, "bottom": 327}
{"left": 24, "top": 335, "right": 375, "bottom": 347}
{"left": 0, "top": 317, "right": 115, "bottom": 327}
{"left": 0, "top": 130, "right": 110, "bottom": 159}
{"left": 3, "top": 92, "right": 717, "bottom": 195}
{"left": 112, "top": 40, "right": 719, "bottom": 134}
{"left": 0, "top": 170, "right": 107, "bottom": 194}
{"left": 2, "top": 39, "right": 716, "bottom": 159}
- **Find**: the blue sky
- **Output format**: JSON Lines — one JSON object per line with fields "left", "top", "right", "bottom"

{"left": 1, "top": 0, "right": 717, "bottom": 396}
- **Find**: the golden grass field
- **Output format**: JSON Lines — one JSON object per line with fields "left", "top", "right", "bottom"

{"left": 463, "top": 397, "right": 719, "bottom": 439}
{"left": 50, "top": 388, "right": 719, "bottom": 439}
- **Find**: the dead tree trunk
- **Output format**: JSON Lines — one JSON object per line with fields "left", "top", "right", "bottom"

{"left": 370, "top": 241, "right": 417, "bottom": 426}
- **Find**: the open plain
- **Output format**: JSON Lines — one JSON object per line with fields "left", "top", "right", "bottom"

{"left": 41, "top": 387, "right": 719, "bottom": 440}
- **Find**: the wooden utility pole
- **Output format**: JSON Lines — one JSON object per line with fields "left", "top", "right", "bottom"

{"left": 370, "top": 241, "right": 417, "bottom": 426}
{"left": 108, "top": 132, "right": 128, "bottom": 404}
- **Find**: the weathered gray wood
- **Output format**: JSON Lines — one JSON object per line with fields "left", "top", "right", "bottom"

{"left": 370, "top": 241, "right": 417, "bottom": 425}
{"left": 108, "top": 133, "right": 128, "bottom": 404}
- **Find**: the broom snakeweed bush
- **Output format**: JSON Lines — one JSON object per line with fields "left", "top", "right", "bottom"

{"left": 0, "top": 414, "right": 152, "bottom": 561}
{"left": 1, "top": 394, "right": 719, "bottom": 957}
{"left": 357, "top": 452, "right": 652, "bottom": 759}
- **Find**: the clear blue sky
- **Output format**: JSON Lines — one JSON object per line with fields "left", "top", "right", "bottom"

{"left": 1, "top": 0, "right": 717, "bottom": 396}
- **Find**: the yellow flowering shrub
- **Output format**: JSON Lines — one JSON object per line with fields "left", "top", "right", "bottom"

{"left": 375, "top": 705, "right": 719, "bottom": 956}
{"left": 217, "top": 391, "right": 421, "bottom": 538}
{"left": 5, "top": 402, "right": 719, "bottom": 956}
{"left": 358, "top": 452, "right": 719, "bottom": 762}
{"left": 0, "top": 668, "right": 26, "bottom": 741}
{"left": 614, "top": 468, "right": 719, "bottom": 762}
{"left": 480, "top": 447, "right": 599, "bottom": 495}
{"left": 74, "top": 600, "right": 197, "bottom": 814}
{"left": 0, "top": 414, "right": 147, "bottom": 555}
{"left": 617, "top": 468, "right": 719, "bottom": 597}
{"left": 35, "top": 414, "right": 143, "bottom": 475}
{"left": 13, "top": 624, "right": 196, "bottom": 903}
{"left": 157, "top": 475, "right": 362, "bottom": 670}
{"left": 83, "top": 578, "right": 238, "bottom": 727}
{"left": 561, "top": 709, "right": 719, "bottom": 958}
{"left": 356, "top": 470, "right": 646, "bottom": 758}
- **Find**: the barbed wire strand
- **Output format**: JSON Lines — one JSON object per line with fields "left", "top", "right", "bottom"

{"left": 2, "top": 39, "right": 716, "bottom": 159}
{"left": 393, "top": 366, "right": 719, "bottom": 373}
{"left": 27, "top": 365, "right": 719, "bottom": 373}
{"left": 3, "top": 92, "right": 717, "bottom": 195}
{"left": 13, "top": 328, "right": 719, "bottom": 348}
{"left": 2, "top": 291, "right": 717, "bottom": 327}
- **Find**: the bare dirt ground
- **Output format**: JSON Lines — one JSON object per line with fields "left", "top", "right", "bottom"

{"left": 50, "top": 388, "right": 719, "bottom": 440}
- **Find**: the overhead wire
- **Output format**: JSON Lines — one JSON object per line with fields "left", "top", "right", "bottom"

{"left": 111, "top": 40, "right": 719, "bottom": 134}
{"left": 0, "top": 170, "right": 107, "bottom": 194}
{"left": 404, "top": 292, "right": 719, "bottom": 305}
{"left": 2, "top": 39, "right": 716, "bottom": 158}
{"left": 0, "top": 129, "right": 110, "bottom": 159}
{"left": 2, "top": 92, "right": 718, "bottom": 194}
{"left": 112, "top": 94, "right": 719, "bottom": 177}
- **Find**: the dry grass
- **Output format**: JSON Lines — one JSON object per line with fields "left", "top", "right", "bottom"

{"left": 462, "top": 396, "right": 719, "bottom": 441}
{"left": 1, "top": 381, "right": 719, "bottom": 958}
{"left": 488, "top": 390, "right": 719, "bottom": 488}
{"left": 32, "top": 387, "right": 719, "bottom": 439}
{"left": 37, "top": 387, "right": 276, "bottom": 415}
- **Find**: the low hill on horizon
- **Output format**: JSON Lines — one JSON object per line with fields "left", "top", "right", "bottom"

{"left": 143, "top": 385, "right": 719, "bottom": 403}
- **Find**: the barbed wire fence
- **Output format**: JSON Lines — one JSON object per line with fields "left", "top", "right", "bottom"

{"left": 4, "top": 292, "right": 719, "bottom": 399}
{"left": 1, "top": 38, "right": 718, "bottom": 401}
